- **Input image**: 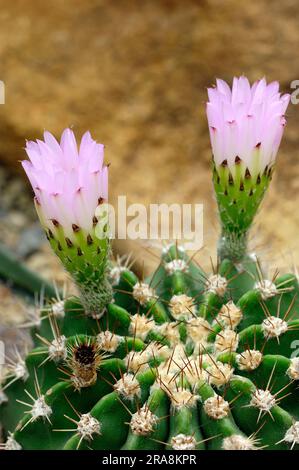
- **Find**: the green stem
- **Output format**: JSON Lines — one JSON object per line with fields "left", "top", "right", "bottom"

{"left": 0, "top": 242, "right": 57, "bottom": 299}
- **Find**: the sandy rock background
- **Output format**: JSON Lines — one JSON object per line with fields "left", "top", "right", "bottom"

{"left": 1, "top": 0, "right": 299, "bottom": 327}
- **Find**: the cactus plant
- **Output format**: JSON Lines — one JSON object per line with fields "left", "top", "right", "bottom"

{"left": 1, "top": 77, "right": 299, "bottom": 451}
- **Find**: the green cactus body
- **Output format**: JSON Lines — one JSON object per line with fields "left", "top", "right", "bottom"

{"left": 1, "top": 245, "right": 299, "bottom": 451}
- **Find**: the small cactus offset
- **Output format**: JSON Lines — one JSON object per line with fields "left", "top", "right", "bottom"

{"left": 1, "top": 77, "right": 299, "bottom": 451}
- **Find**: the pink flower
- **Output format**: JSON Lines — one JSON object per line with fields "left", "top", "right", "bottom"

{"left": 206, "top": 77, "right": 290, "bottom": 173}
{"left": 22, "top": 129, "right": 108, "bottom": 238}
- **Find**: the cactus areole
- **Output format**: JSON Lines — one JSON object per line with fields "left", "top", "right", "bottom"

{"left": 1, "top": 77, "right": 299, "bottom": 451}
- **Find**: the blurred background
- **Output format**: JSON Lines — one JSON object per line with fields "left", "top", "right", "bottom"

{"left": 1, "top": 0, "right": 299, "bottom": 330}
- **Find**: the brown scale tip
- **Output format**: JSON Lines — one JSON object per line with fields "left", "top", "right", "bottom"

{"left": 235, "top": 156, "right": 241, "bottom": 164}
{"left": 48, "top": 229, "right": 54, "bottom": 239}
{"left": 72, "top": 224, "right": 80, "bottom": 232}
{"left": 51, "top": 219, "right": 60, "bottom": 227}
{"left": 77, "top": 247, "right": 83, "bottom": 256}
{"left": 65, "top": 237, "right": 73, "bottom": 248}
{"left": 87, "top": 234, "right": 93, "bottom": 245}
